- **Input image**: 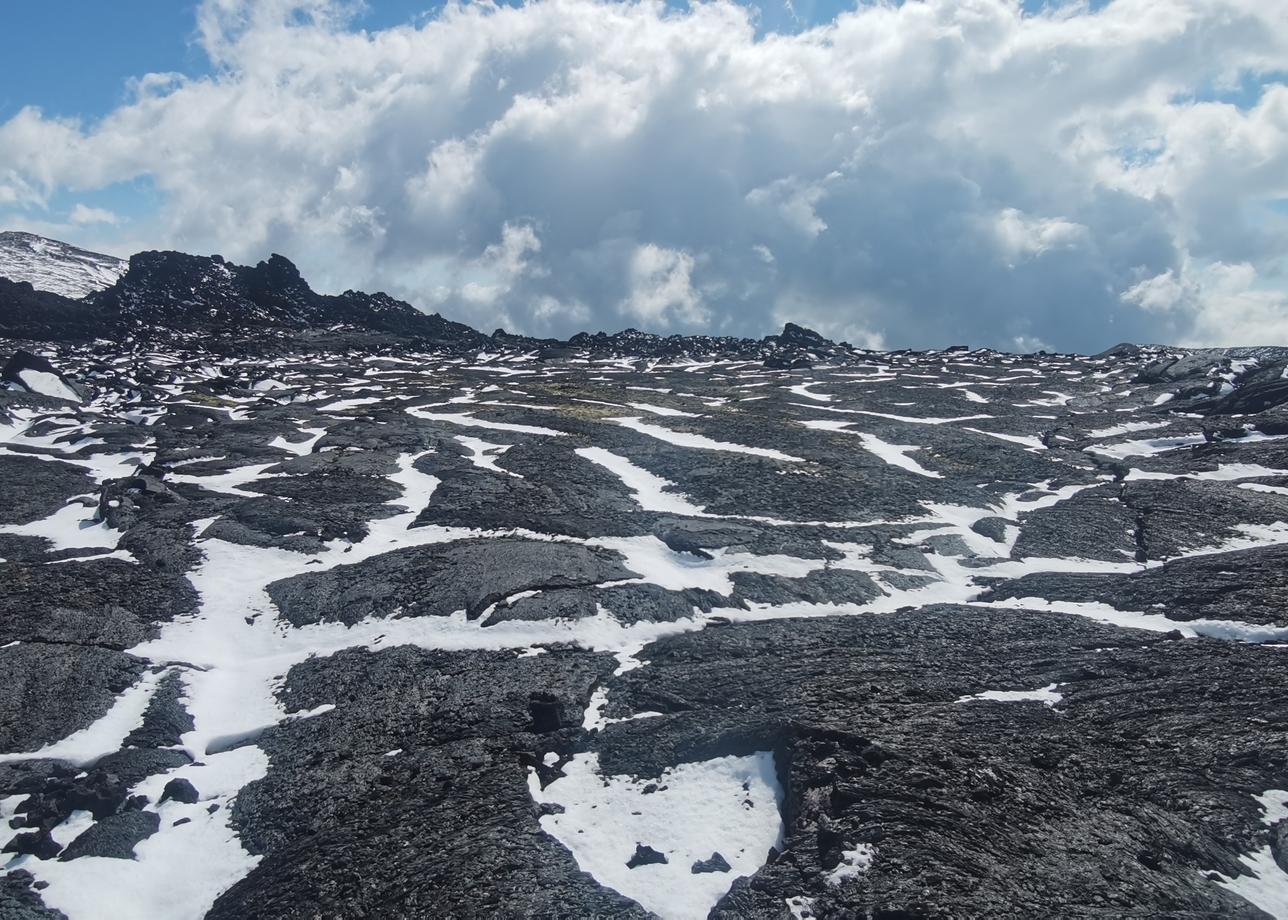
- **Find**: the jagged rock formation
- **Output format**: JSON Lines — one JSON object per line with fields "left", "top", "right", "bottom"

{"left": 1, "top": 235, "right": 1287, "bottom": 920}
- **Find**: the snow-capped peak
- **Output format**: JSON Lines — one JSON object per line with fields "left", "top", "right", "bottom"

{"left": 0, "top": 230, "right": 127, "bottom": 299}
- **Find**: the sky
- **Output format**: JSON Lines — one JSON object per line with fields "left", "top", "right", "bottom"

{"left": 1, "top": 0, "right": 1286, "bottom": 351}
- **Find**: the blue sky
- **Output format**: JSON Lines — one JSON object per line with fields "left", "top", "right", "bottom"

{"left": 1, "top": 3, "right": 202, "bottom": 123}
{"left": 1, "top": 0, "right": 1286, "bottom": 349}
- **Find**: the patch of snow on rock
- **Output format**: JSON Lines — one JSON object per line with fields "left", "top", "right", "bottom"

{"left": 529, "top": 751, "right": 784, "bottom": 920}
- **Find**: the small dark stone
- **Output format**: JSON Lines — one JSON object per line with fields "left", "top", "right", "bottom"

{"left": 61, "top": 772, "right": 129, "bottom": 821}
{"left": 626, "top": 843, "right": 668, "bottom": 868}
{"left": 528, "top": 691, "right": 565, "bottom": 733}
{"left": 970, "top": 516, "right": 1011, "bottom": 544}
{"left": 160, "top": 778, "right": 199, "bottom": 805}
{"left": 691, "top": 852, "right": 732, "bottom": 874}
{"left": 3, "top": 829, "right": 61, "bottom": 860}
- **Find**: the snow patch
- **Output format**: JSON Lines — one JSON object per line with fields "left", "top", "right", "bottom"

{"left": 529, "top": 751, "right": 784, "bottom": 920}
{"left": 957, "top": 683, "right": 1063, "bottom": 707}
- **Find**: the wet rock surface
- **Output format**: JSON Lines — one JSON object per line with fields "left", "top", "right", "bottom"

{"left": 2, "top": 246, "right": 1288, "bottom": 918}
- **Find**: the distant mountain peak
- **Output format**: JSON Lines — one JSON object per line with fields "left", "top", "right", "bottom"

{"left": 0, "top": 230, "right": 127, "bottom": 299}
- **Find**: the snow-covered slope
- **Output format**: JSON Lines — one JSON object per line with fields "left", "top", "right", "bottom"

{"left": 0, "top": 231, "right": 127, "bottom": 299}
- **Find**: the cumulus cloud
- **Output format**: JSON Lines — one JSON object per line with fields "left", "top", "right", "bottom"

{"left": 1, "top": 0, "right": 1287, "bottom": 349}
{"left": 68, "top": 204, "right": 120, "bottom": 226}
{"left": 622, "top": 244, "right": 708, "bottom": 326}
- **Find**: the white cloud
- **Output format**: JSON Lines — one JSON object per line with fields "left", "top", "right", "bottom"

{"left": 993, "top": 208, "right": 1089, "bottom": 263}
{"left": 0, "top": 0, "right": 1286, "bottom": 348}
{"left": 68, "top": 204, "right": 120, "bottom": 226}
{"left": 1120, "top": 268, "right": 1193, "bottom": 313}
{"left": 621, "top": 244, "right": 707, "bottom": 327}
{"left": 746, "top": 176, "right": 832, "bottom": 238}
{"left": 1122, "top": 259, "right": 1288, "bottom": 346}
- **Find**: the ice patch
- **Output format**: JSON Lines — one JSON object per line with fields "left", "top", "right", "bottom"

{"left": 1086, "top": 420, "right": 1171, "bottom": 438}
{"left": 169, "top": 462, "right": 280, "bottom": 498}
{"left": 1242, "top": 482, "right": 1288, "bottom": 496}
{"left": 0, "top": 669, "right": 165, "bottom": 767}
{"left": 1086, "top": 434, "right": 1209, "bottom": 459}
{"left": 17, "top": 369, "right": 81, "bottom": 403}
{"left": 22, "top": 745, "right": 269, "bottom": 920}
{"left": 957, "top": 683, "right": 1063, "bottom": 707}
{"left": 268, "top": 426, "right": 327, "bottom": 456}
{"left": 795, "top": 405, "right": 991, "bottom": 425}
{"left": 786, "top": 383, "right": 832, "bottom": 402}
{"left": 801, "top": 421, "right": 942, "bottom": 478}
{"left": 576, "top": 447, "right": 707, "bottom": 515}
{"left": 626, "top": 402, "right": 700, "bottom": 418}
{"left": 407, "top": 406, "right": 566, "bottom": 436}
{"left": 0, "top": 497, "right": 120, "bottom": 553}
{"left": 827, "top": 843, "right": 877, "bottom": 885}
{"left": 1214, "top": 789, "right": 1288, "bottom": 919}
{"left": 457, "top": 435, "right": 520, "bottom": 477}
{"left": 786, "top": 895, "right": 818, "bottom": 918}
{"left": 961, "top": 427, "right": 1046, "bottom": 449}
{"left": 610, "top": 416, "right": 803, "bottom": 462}
{"left": 1125, "top": 463, "right": 1288, "bottom": 483}
{"left": 529, "top": 751, "right": 784, "bottom": 920}
{"left": 319, "top": 395, "right": 385, "bottom": 413}
{"left": 978, "top": 597, "right": 1288, "bottom": 643}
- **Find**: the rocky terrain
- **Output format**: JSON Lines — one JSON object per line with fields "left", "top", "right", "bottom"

{"left": 1, "top": 235, "right": 1286, "bottom": 919}
{"left": 0, "top": 233, "right": 127, "bottom": 301}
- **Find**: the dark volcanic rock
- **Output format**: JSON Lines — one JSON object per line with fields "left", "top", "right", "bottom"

{"left": 691, "top": 852, "right": 731, "bottom": 873}
{"left": 208, "top": 645, "right": 647, "bottom": 920}
{"left": 1, "top": 350, "right": 83, "bottom": 402}
{"left": 0, "top": 869, "right": 67, "bottom": 919}
{"left": 3, "top": 831, "right": 62, "bottom": 861}
{"left": 89, "top": 250, "right": 488, "bottom": 346}
{"left": 59, "top": 809, "right": 160, "bottom": 860}
{"left": 122, "top": 671, "right": 195, "bottom": 749}
{"left": 983, "top": 542, "right": 1288, "bottom": 626}
{"left": 0, "top": 455, "right": 94, "bottom": 527}
{"left": 1273, "top": 813, "right": 1288, "bottom": 875}
{"left": 593, "top": 607, "right": 1285, "bottom": 918}
{"left": 0, "top": 644, "right": 144, "bottom": 754}
{"left": 627, "top": 843, "right": 668, "bottom": 868}
{"left": 0, "top": 558, "right": 198, "bottom": 648}
{"left": 89, "top": 747, "right": 193, "bottom": 788}
{"left": 160, "top": 778, "right": 200, "bottom": 805}
{"left": 0, "top": 277, "right": 101, "bottom": 340}
{"left": 1192, "top": 376, "right": 1288, "bottom": 415}
{"left": 266, "top": 537, "right": 634, "bottom": 626}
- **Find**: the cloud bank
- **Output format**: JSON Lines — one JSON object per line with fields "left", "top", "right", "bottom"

{"left": 2, "top": 0, "right": 1287, "bottom": 350}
